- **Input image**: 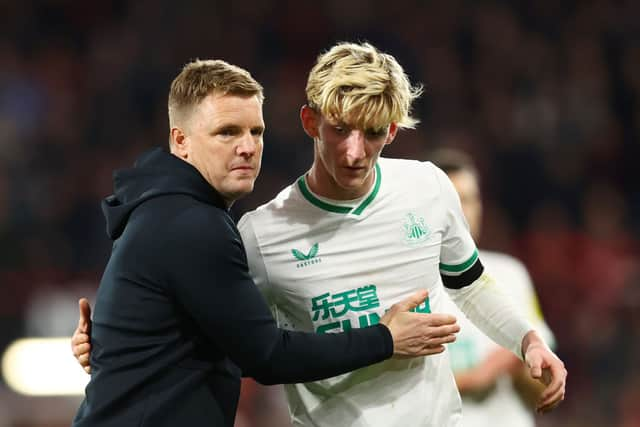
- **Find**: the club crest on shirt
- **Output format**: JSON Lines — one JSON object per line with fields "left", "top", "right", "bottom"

{"left": 403, "top": 213, "right": 431, "bottom": 244}
{"left": 291, "top": 242, "right": 322, "bottom": 268}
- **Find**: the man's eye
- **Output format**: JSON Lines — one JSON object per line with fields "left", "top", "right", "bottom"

{"left": 365, "top": 129, "right": 387, "bottom": 138}
{"left": 219, "top": 128, "right": 237, "bottom": 137}
{"left": 334, "top": 126, "right": 348, "bottom": 134}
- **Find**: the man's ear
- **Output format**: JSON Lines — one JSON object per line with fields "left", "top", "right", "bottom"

{"left": 169, "top": 126, "right": 189, "bottom": 159}
{"left": 385, "top": 122, "right": 399, "bottom": 146}
{"left": 300, "top": 105, "right": 320, "bottom": 138}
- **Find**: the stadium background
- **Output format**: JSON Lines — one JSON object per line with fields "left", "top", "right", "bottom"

{"left": 0, "top": 1, "right": 639, "bottom": 426}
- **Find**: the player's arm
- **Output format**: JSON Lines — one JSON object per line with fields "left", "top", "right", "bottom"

{"left": 448, "top": 274, "right": 566, "bottom": 413}
{"left": 435, "top": 165, "right": 565, "bottom": 413}
{"left": 237, "top": 213, "right": 460, "bottom": 364}
{"left": 455, "top": 346, "right": 522, "bottom": 395}
{"left": 170, "top": 208, "right": 461, "bottom": 384}
{"left": 71, "top": 289, "right": 459, "bottom": 378}
{"left": 72, "top": 208, "right": 461, "bottom": 381}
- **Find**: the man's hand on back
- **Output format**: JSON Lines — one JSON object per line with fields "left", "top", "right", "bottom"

{"left": 71, "top": 298, "right": 92, "bottom": 374}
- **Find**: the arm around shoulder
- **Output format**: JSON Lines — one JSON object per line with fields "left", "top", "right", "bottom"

{"left": 165, "top": 205, "right": 395, "bottom": 384}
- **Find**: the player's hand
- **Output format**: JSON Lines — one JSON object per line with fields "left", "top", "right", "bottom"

{"left": 521, "top": 330, "right": 567, "bottom": 413}
{"left": 380, "top": 290, "right": 459, "bottom": 358}
{"left": 71, "top": 298, "right": 93, "bottom": 374}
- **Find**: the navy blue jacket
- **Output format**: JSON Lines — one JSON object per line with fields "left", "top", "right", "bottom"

{"left": 72, "top": 148, "right": 393, "bottom": 427}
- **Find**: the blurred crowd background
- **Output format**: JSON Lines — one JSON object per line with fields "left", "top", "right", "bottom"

{"left": 1, "top": 1, "right": 639, "bottom": 426}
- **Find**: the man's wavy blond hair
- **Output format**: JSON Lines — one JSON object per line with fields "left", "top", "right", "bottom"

{"left": 168, "top": 59, "right": 264, "bottom": 127}
{"left": 306, "top": 42, "right": 423, "bottom": 131}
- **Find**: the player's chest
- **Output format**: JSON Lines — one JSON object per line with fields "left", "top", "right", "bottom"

{"left": 264, "top": 203, "right": 447, "bottom": 298}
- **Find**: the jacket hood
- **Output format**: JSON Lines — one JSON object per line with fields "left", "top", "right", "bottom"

{"left": 102, "top": 147, "right": 227, "bottom": 239}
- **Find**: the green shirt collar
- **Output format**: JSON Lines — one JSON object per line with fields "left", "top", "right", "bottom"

{"left": 297, "top": 163, "right": 381, "bottom": 215}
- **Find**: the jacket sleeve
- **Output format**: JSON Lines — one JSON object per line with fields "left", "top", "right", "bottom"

{"left": 164, "top": 205, "right": 393, "bottom": 385}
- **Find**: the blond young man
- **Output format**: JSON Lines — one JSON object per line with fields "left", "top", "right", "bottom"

{"left": 71, "top": 59, "right": 459, "bottom": 427}
{"left": 237, "top": 42, "right": 566, "bottom": 426}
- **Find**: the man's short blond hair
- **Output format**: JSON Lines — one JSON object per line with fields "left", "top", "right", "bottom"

{"left": 306, "top": 42, "right": 423, "bottom": 131}
{"left": 168, "top": 59, "right": 264, "bottom": 127}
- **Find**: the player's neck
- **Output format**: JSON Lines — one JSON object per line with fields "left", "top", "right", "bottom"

{"left": 306, "top": 162, "right": 375, "bottom": 201}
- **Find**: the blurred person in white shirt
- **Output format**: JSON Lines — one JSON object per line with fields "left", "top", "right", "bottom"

{"left": 431, "top": 148, "right": 555, "bottom": 427}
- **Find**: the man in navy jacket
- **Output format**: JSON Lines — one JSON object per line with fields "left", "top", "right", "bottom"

{"left": 72, "top": 59, "right": 460, "bottom": 427}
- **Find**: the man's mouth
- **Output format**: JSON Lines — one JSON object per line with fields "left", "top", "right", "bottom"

{"left": 344, "top": 165, "right": 366, "bottom": 172}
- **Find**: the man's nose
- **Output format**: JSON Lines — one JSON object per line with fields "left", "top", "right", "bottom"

{"left": 345, "top": 130, "right": 366, "bottom": 162}
{"left": 236, "top": 133, "right": 258, "bottom": 157}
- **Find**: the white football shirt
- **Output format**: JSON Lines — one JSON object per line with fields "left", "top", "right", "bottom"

{"left": 238, "top": 158, "right": 480, "bottom": 427}
{"left": 446, "top": 250, "right": 555, "bottom": 427}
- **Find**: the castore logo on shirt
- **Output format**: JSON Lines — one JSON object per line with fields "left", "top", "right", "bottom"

{"left": 291, "top": 243, "right": 322, "bottom": 268}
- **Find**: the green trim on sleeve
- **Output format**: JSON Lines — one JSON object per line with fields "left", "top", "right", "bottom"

{"left": 440, "top": 249, "right": 479, "bottom": 273}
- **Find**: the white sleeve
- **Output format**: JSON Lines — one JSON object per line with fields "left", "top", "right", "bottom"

{"left": 237, "top": 213, "right": 272, "bottom": 303}
{"left": 447, "top": 273, "right": 535, "bottom": 359}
